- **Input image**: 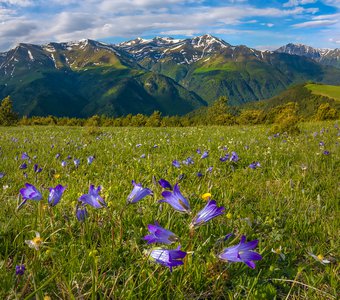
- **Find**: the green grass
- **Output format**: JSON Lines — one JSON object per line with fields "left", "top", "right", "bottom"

{"left": 193, "top": 62, "right": 238, "bottom": 74}
{"left": 0, "top": 123, "right": 339, "bottom": 299}
{"left": 306, "top": 83, "right": 340, "bottom": 101}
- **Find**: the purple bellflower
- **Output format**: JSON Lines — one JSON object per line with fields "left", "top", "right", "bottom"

{"left": 158, "top": 179, "right": 172, "bottom": 190}
{"left": 159, "top": 183, "right": 191, "bottom": 213}
{"left": 201, "top": 151, "right": 209, "bottom": 159}
{"left": 79, "top": 185, "right": 107, "bottom": 208}
{"left": 19, "top": 163, "right": 27, "bottom": 169}
{"left": 21, "top": 152, "right": 30, "bottom": 160}
{"left": 61, "top": 160, "right": 67, "bottom": 167}
{"left": 148, "top": 246, "right": 187, "bottom": 272}
{"left": 183, "top": 157, "right": 194, "bottom": 165}
{"left": 249, "top": 162, "right": 261, "bottom": 169}
{"left": 48, "top": 184, "right": 66, "bottom": 207}
{"left": 144, "top": 222, "right": 178, "bottom": 244}
{"left": 73, "top": 159, "right": 80, "bottom": 167}
{"left": 218, "top": 235, "right": 262, "bottom": 269}
{"left": 0, "top": 172, "right": 5, "bottom": 178}
{"left": 18, "top": 183, "right": 42, "bottom": 209}
{"left": 190, "top": 200, "right": 225, "bottom": 228}
{"left": 127, "top": 180, "right": 153, "bottom": 204}
{"left": 87, "top": 156, "right": 95, "bottom": 165}
{"left": 15, "top": 264, "right": 26, "bottom": 276}
{"left": 220, "top": 154, "right": 230, "bottom": 162}
{"left": 33, "top": 164, "right": 42, "bottom": 173}
{"left": 230, "top": 152, "right": 239, "bottom": 162}
{"left": 76, "top": 205, "right": 88, "bottom": 222}
{"left": 172, "top": 160, "right": 181, "bottom": 168}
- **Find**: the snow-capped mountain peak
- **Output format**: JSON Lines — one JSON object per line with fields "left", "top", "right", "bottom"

{"left": 275, "top": 43, "right": 340, "bottom": 68}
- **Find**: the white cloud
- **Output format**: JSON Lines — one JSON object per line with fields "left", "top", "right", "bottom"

{"left": 322, "top": 0, "right": 340, "bottom": 8}
{"left": 292, "top": 19, "right": 337, "bottom": 28}
{"left": 283, "top": 0, "right": 317, "bottom": 7}
{"left": 1, "top": 0, "right": 35, "bottom": 6}
{"left": 0, "top": 1, "right": 336, "bottom": 51}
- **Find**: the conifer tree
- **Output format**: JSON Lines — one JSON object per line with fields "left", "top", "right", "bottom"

{"left": 0, "top": 96, "right": 19, "bottom": 126}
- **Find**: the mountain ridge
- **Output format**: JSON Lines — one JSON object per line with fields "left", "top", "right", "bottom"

{"left": 1, "top": 35, "right": 339, "bottom": 117}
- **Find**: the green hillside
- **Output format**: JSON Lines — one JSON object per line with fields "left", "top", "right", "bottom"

{"left": 149, "top": 51, "right": 340, "bottom": 105}
{"left": 305, "top": 83, "right": 340, "bottom": 101}
{"left": 243, "top": 83, "right": 340, "bottom": 119}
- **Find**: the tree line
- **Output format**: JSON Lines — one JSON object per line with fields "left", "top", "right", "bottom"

{"left": 0, "top": 96, "right": 338, "bottom": 134}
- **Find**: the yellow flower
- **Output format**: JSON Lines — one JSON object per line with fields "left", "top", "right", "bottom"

{"left": 201, "top": 193, "right": 211, "bottom": 201}
{"left": 25, "top": 232, "right": 43, "bottom": 251}
{"left": 44, "top": 295, "right": 51, "bottom": 300}
{"left": 54, "top": 174, "right": 60, "bottom": 179}
{"left": 226, "top": 212, "right": 232, "bottom": 219}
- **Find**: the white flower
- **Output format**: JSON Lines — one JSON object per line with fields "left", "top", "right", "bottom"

{"left": 308, "top": 252, "right": 330, "bottom": 265}
{"left": 271, "top": 246, "right": 285, "bottom": 260}
{"left": 25, "top": 232, "right": 43, "bottom": 250}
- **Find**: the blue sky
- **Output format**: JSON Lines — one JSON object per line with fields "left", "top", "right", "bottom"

{"left": 0, "top": 0, "right": 339, "bottom": 51}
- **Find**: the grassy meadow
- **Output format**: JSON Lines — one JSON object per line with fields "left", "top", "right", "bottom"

{"left": 305, "top": 84, "right": 340, "bottom": 101}
{"left": 0, "top": 122, "right": 339, "bottom": 299}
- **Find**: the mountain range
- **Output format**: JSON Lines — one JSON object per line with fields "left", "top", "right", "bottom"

{"left": 0, "top": 35, "right": 339, "bottom": 117}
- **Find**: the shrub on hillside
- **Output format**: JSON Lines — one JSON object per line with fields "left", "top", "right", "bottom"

{"left": 270, "top": 102, "right": 300, "bottom": 134}
{"left": 314, "top": 103, "right": 338, "bottom": 121}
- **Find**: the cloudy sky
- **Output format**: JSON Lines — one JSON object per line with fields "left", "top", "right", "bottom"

{"left": 0, "top": 0, "right": 339, "bottom": 51}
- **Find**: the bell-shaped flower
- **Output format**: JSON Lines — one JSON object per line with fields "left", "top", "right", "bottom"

{"left": 73, "top": 159, "right": 80, "bottom": 167}
{"left": 127, "top": 180, "right": 153, "bottom": 204}
{"left": 159, "top": 183, "right": 191, "bottom": 213}
{"left": 172, "top": 160, "right": 180, "bottom": 168}
{"left": 201, "top": 151, "right": 209, "bottom": 159}
{"left": 218, "top": 235, "right": 262, "bottom": 269}
{"left": 230, "top": 152, "right": 239, "bottom": 162}
{"left": 33, "top": 164, "right": 43, "bottom": 173}
{"left": 144, "top": 222, "right": 178, "bottom": 244}
{"left": 183, "top": 157, "right": 194, "bottom": 165}
{"left": 87, "top": 156, "right": 95, "bottom": 165}
{"left": 220, "top": 154, "right": 229, "bottom": 162}
{"left": 18, "top": 183, "right": 42, "bottom": 209}
{"left": 15, "top": 264, "right": 26, "bottom": 276}
{"left": 79, "top": 185, "right": 107, "bottom": 208}
{"left": 249, "top": 162, "right": 260, "bottom": 169}
{"left": 21, "top": 152, "right": 30, "bottom": 160}
{"left": 76, "top": 205, "right": 88, "bottom": 222}
{"left": 148, "top": 246, "right": 187, "bottom": 272}
{"left": 158, "top": 179, "right": 172, "bottom": 190}
{"left": 190, "top": 200, "right": 225, "bottom": 228}
{"left": 19, "top": 163, "right": 27, "bottom": 169}
{"left": 48, "top": 184, "right": 66, "bottom": 207}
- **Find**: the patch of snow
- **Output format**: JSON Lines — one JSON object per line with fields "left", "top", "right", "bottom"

{"left": 169, "top": 44, "right": 184, "bottom": 51}
{"left": 27, "top": 50, "right": 34, "bottom": 61}
{"left": 50, "top": 54, "right": 57, "bottom": 68}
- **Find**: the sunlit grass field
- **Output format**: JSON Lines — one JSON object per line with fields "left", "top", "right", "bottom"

{"left": 305, "top": 83, "right": 340, "bottom": 101}
{"left": 0, "top": 123, "right": 339, "bottom": 299}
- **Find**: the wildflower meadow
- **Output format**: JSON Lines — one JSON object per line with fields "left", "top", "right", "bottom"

{"left": 0, "top": 122, "right": 338, "bottom": 299}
